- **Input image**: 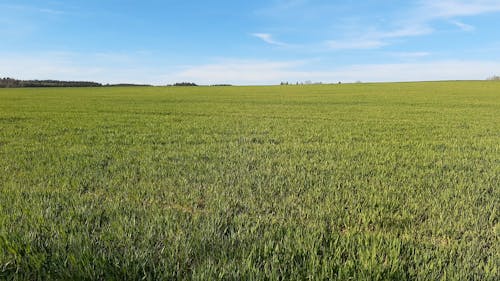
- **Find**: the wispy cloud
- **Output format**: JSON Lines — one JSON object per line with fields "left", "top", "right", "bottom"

{"left": 331, "top": 60, "right": 500, "bottom": 82}
{"left": 2, "top": 52, "right": 499, "bottom": 85}
{"left": 391, "top": 52, "right": 431, "bottom": 58}
{"left": 166, "top": 59, "right": 500, "bottom": 85}
{"left": 258, "top": 1, "right": 500, "bottom": 52}
{"left": 420, "top": 0, "right": 500, "bottom": 18}
{"left": 38, "top": 8, "right": 65, "bottom": 15}
{"left": 168, "top": 59, "right": 306, "bottom": 84}
{"left": 450, "top": 20, "right": 475, "bottom": 31}
{"left": 0, "top": 4, "right": 65, "bottom": 15}
{"left": 376, "top": 25, "right": 433, "bottom": 38}
{"left": 0, "top": 3, "right": 66, "bottom": 37}
{"left": 325, "top": 25, "right": 432, "bottom": 51}
{"left": 347, "top": 0, "right": 500, "bottom": 48}
{"left": 252, "top": 33, "right": 288, "bottom": 46}
{"left": 326, "top": 39, "right": 387, "bottom": 50}
{"left": 0, "top": 52, "right": 168, "bottom": 85}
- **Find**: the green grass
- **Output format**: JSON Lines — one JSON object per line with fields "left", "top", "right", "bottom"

{"left": 0, "top": 81, "right": 498, "bottom": 280}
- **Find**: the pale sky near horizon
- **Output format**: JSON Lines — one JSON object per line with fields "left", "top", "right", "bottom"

{"left": 1, "top": 0, "right": 500, "bottom": 85}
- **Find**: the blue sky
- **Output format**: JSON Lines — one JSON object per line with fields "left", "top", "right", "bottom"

{"left": 1, "top": 0, "right": 500, "bottom": 85}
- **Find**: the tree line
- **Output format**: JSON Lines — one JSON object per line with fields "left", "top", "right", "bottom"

{"left": 0, "top": 78, "right": 103, "bottom": 88}
{"left": 0, "top": 78, "right": 210, "bottom": 88}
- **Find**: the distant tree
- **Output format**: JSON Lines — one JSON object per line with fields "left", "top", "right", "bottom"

{"left": 487, "top": 75, "right": 500, "bottom": 81}
{"left": 173, "top": 82, "right": 198, "bottom": 86}
{"left": 0, "top": 78, "right": 19, "bottom": 88}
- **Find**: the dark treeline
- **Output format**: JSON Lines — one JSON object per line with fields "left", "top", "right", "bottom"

{"left": 172, "top": 82, "right": 198, "bottom": 86}
{"left": 0, "top": 78, "right": 102, "bottom": 88}
{"left": 0, "top": 78, "right": 234, "bottom": 88}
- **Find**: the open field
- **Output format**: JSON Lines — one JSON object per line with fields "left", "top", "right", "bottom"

{"left": 0, "top": 82, "right": 498, "bottom": 280}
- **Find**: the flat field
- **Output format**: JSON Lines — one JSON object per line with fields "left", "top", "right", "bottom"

{"left": 0, "top": 82, "right": 498, "bottom": 280}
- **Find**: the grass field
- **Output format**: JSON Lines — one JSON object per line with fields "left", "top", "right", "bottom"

{"left": 0, "top": 81, "right": 498, "bottom": 280}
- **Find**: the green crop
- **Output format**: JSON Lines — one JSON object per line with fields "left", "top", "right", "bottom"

{"left": 0, "top": 81, "right": 498, "bottom": 280}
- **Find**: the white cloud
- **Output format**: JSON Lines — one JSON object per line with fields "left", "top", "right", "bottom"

{"left": 326, "top": 39, "right": 387, "bottom": 50}
{"left": 0, "top": 52, "right": 170, "bottom": 85}
{"left": 322, "top": 0, "right": 500, "bottom": 52}
{"left": 362, "top": 0, "right": 500, "bottom": 45}
{"left": 0, "top": 4, "right": 65, "bottom": 15}
{"left": 391, "top": 52, "right": 431, "bottom": 58}
{"left": 38, "top": 8, "right": 65, "bottom": 15}
{"left": 325, "top": 25, "right": 432, "bottom": 51}
{"left": 420, "top": 0, "right": 500, "bottom": 18}
{"left": 2, "top": 52, "right": 499, "bottom": 85}
{"left": 377, "top": 25, "right": 433, "bottom": 38}
{"left": 449, "top": 20, "right": 475, "bottom": 31}
{"left": 166, "top": 60, "right": 306, "bottom": 85}
{"left": 166, "top": 59, "right": 500, "bottom": 85}
{"left": 252, "top": 33, "right": 288, "bottom": 46}
{"left": 333, "top": 60, "right": 500, "bottom": 82}
{"left": 322, "top": 1, "right": 500, "bottom": 51}
{"left": 0, "top": 3, "right": 67, "bottom": 37}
